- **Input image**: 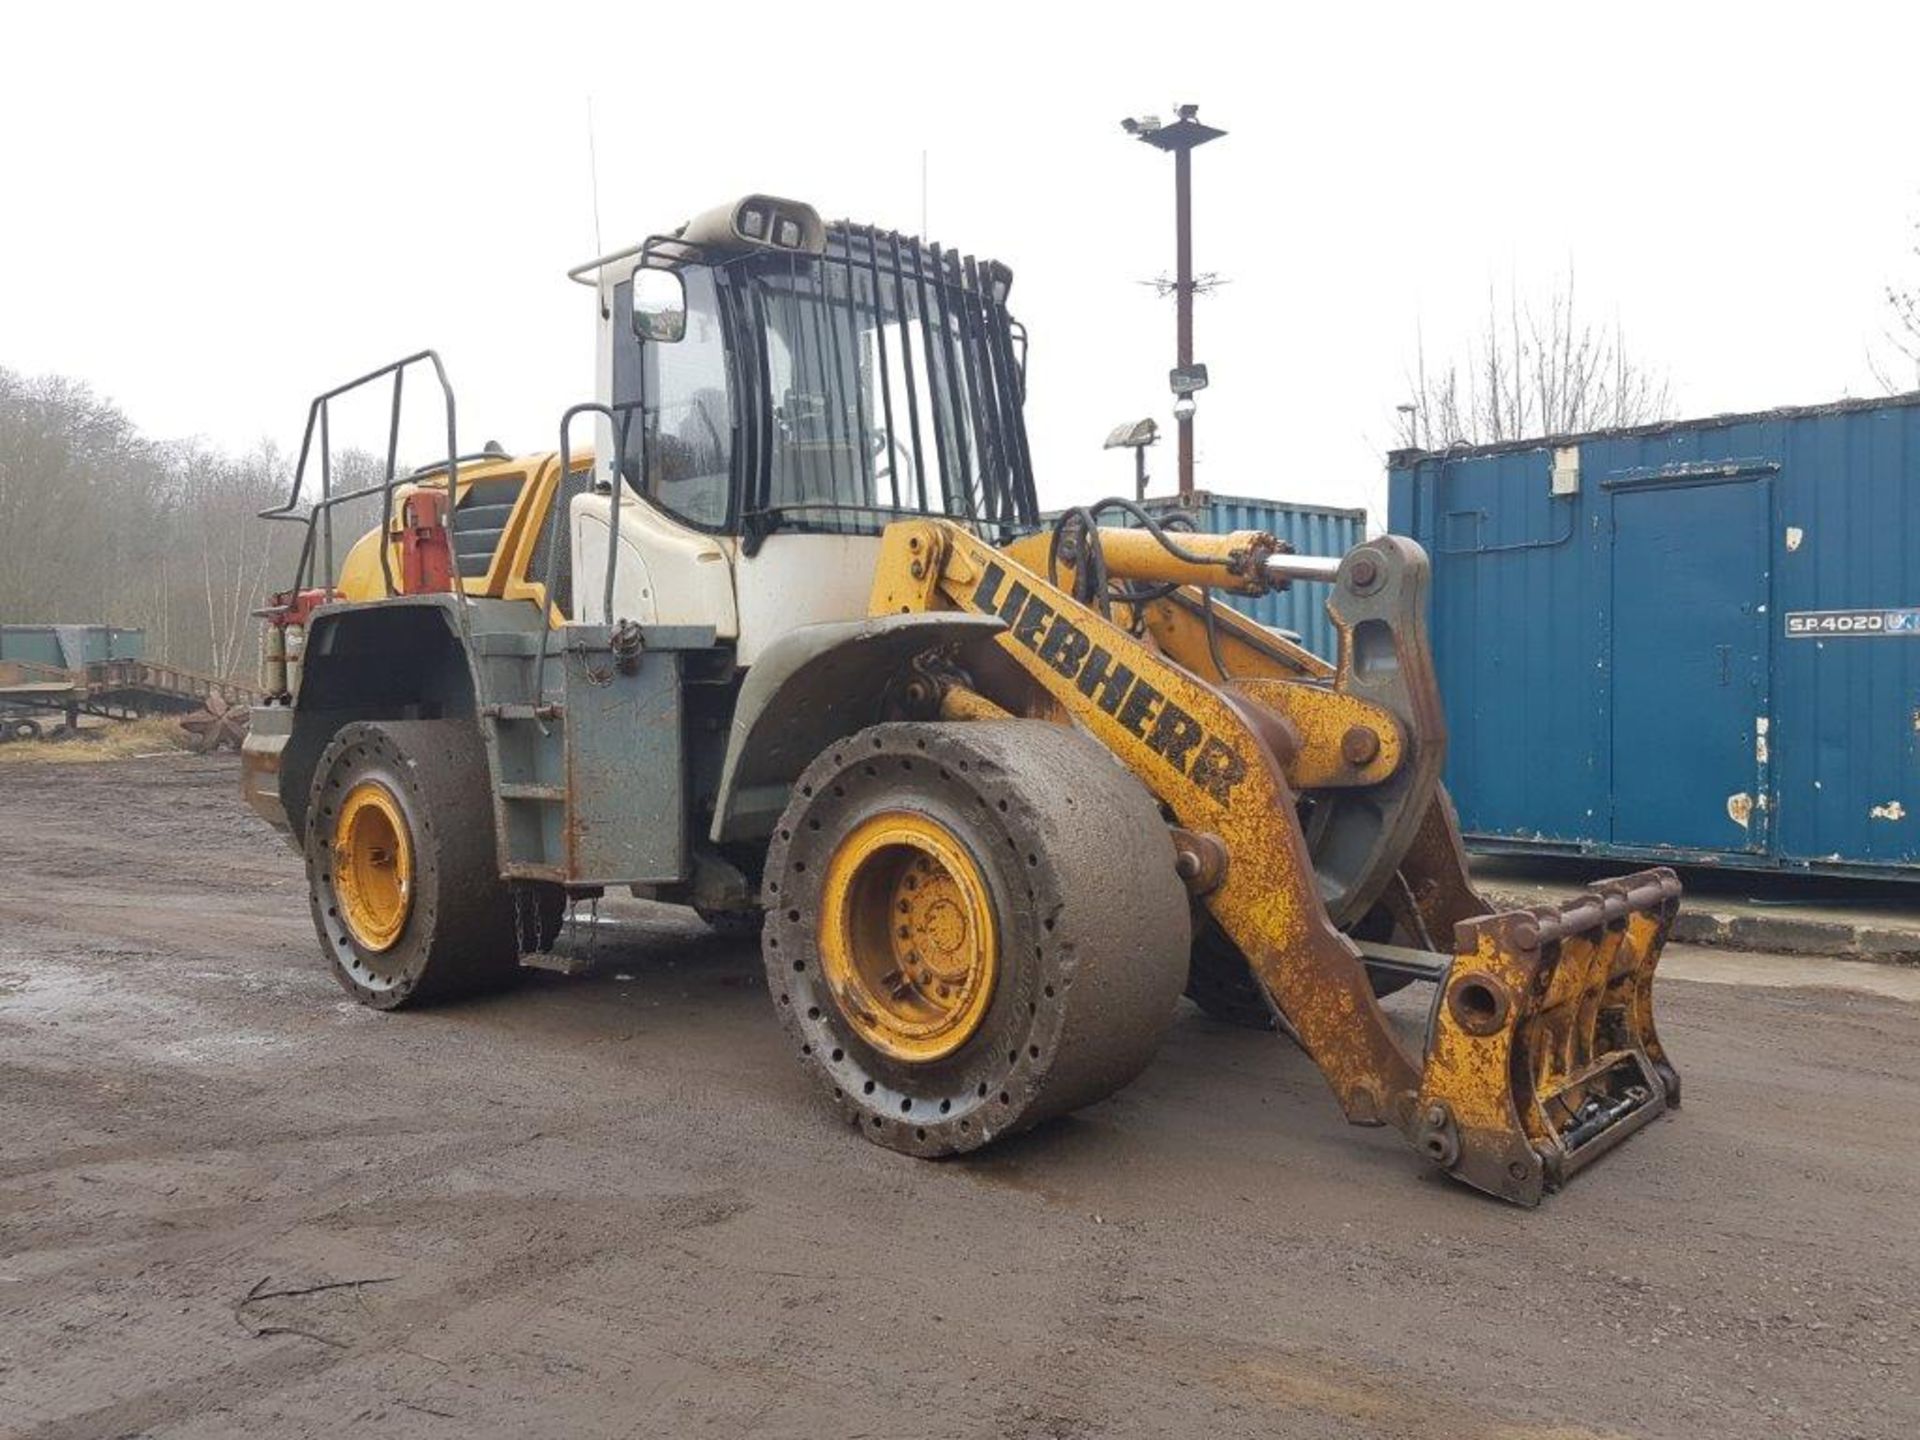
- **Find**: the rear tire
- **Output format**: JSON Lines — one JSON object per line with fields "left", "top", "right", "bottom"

{"left": 1185, "top": 916, "right": 1281, "bottom": 1030}
{"left": 763, "top": 721, "right": 1189, "bottom": 1156}
{"left": 3, "top": 717, "right": 41, "bottom": 744}
{"left": 304, "top": 720, "right": 559, "bottom": 1009}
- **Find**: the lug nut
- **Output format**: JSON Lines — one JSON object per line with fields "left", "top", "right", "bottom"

{"left": 1348, "top": 555, "right": 1380, "bottom": 590}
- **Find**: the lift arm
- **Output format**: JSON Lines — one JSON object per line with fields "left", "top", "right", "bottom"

{"left": 871, "top": 518, "right": 1682, "bottom": 1205}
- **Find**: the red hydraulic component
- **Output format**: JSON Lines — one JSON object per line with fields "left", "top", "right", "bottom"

{"left": 400, "top": 489, "right": 457, "bottom": 594}
{"left": 268, "top": 588, "right": 335, "bottom": 628}
{"left": 257, "top": 588, "right": 337, "bottom": 700}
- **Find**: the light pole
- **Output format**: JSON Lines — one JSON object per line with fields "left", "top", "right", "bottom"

{"left": 1122, "top": 104, "right": 1225, "bottom": 500}
{"left": 1103, "top": 418, "right": 1159, "bottom": 500}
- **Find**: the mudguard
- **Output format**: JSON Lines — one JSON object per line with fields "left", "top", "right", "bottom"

{"left": 710, "top": 612, "right": 1007, "bottom": 844}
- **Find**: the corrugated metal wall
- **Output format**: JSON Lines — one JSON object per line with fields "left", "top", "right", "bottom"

{"left": 1043, "top": 492, "right": 1365, "bottom": 660}
{"left": 1388, "top": 395, "right": 1920, "bottom": 879}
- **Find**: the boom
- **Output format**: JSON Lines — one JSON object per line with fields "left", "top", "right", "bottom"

{"left": 869, "top": 517, "right": 1681, "bottom": 1204}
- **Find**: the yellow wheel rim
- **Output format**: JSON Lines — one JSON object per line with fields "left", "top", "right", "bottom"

{"left": 332, "top": 781, "right": 414, "bottom": 953}
{"left": 819, "top": 810, "right": 999, "bottom": 1063}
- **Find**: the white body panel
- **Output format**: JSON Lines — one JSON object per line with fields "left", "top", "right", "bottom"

{"left": 731, "top": 534, "right": 884, "bottom": 666}
{"left": 569, "top": 497, "right": 884, "bottom": 662}
{"left": 570, "top": 489, "right": 737, "bottom": 635}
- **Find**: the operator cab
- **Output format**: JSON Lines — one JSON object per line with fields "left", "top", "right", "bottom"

{"left": 568, "top": 196, "right": 1037, "bottom": 663}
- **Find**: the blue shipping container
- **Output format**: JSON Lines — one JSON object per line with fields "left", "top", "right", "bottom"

{"left": 1388, "top": 394, "right": 1920, "bottom": 880}
{"left": 1044, "top": 492, "right": 1366, "bottom": 660}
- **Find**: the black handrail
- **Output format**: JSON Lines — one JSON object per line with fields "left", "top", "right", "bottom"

{"left": 258, "top": 350, "right": 460, "bottom": 602}
{"left": 258, "top": 351, "right": 479, "bottom": 714}
{"left": 528, "top": 400, "right": 646, "bottom": 731}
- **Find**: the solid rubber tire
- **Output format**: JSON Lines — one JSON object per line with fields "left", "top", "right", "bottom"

{"left": 304, "top": 719, "right": 558, "bottom": 1009}
{"left": 1185, "top": 902, "right": 1412, "bottom": 1032}
{"left": 763, "top": 721, "right": 1190, "bottom": 1156}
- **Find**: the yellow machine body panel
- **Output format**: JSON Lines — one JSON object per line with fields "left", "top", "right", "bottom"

{"left": 333, "top": 451, "right": 590, "bottom": 623}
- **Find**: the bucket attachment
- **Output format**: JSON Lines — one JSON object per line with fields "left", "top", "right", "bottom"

{"left": 1414, "top": 869, "right": 1683, "bottom": 1206}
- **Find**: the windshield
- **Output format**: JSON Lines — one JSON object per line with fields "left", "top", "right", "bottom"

{"left": 744, "top": 229, "right": 1035, "bottom": 539}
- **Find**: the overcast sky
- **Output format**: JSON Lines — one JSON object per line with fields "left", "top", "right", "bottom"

{"left": 6, "top": 2, "right": 1917, "bottom": 526}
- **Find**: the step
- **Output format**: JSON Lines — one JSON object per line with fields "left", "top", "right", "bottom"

{"left": 481, "top": 702, "right": 562, "bottom": 722}
{"left": 517, "top": 949, "right": 596, "bottom": 977}
{"left": 498, "top": 782, "right": 566, "bottom": 803}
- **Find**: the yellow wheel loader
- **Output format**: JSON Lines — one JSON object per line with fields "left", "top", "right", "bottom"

{"left": 244, "top": 195, "right": 1682, "bottom": 1205}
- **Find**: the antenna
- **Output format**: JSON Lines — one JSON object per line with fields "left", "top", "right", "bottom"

{"left": 586, "top": 95, "right": 605, "bottom": 253}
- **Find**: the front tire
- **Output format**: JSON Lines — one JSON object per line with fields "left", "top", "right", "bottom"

{"left": 763, "top": 721, "right": 1189, "bottom": 1156}
{"left": 304, "top": 720, "right": 557, "bottom": 1009}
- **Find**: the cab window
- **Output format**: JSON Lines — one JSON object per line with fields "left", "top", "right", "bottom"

{"left": 612, "top": 266, "right": 733, "bottom": 529}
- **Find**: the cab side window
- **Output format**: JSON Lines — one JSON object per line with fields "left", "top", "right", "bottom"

{"left": 613, "top": 267, "right": 734, "bottom": 529}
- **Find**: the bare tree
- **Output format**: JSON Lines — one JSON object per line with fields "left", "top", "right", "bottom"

{"left": 0, "top": 365, "right": 333, "bottom": 680}
{"left": 1397, "top": 271, "right": 1674, "bottom": 450}
{"left": 169, "top": 442, "right": 296, "bottom": 679}
{"left": 1870, "top": 214, "right": 1920, "bottom": 393}
{"left": 0, "top": 368, "right": 171, "bottom": 634}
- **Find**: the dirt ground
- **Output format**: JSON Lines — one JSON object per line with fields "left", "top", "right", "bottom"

{"left": 1, "top": 756, "right": 1915, "bottom": 1440}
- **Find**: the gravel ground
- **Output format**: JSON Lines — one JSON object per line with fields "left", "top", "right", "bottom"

{"left": 1, "top": 755, "right": 1914, "bottom": 1439}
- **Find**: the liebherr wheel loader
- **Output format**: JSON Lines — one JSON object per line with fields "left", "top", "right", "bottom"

{"left": 244, "top": 194, "right": 1682, "bottom": 1205}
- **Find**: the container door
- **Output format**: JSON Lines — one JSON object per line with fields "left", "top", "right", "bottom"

{"left": 1609, "top": 478, "right": 1770, "bottom": 853}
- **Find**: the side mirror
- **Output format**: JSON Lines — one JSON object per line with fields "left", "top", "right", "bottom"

{"left": 632, "top": 267, "right": 686, "bottom": 343}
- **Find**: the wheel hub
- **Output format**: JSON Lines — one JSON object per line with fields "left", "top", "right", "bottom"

{"left": 820, "top": 810, "right": 998, "bottom": 1063}
{"left": 332, "top": 781, "right": 414, "bottom": 953}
